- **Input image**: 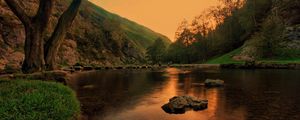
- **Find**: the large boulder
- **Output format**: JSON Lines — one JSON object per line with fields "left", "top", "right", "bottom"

{"left": 205, "top": 79, "right": 224, "bottom": 87}
{"left": 161, "top": 96, "right": 208, "bottom": 114}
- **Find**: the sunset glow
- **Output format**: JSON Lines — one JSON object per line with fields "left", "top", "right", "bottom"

{"left": 89, "top": 0, "right": 219, "bottom": 41}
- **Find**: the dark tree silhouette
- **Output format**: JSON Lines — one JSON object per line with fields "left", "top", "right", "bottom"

{"left": 4, "top": 0, "right": 82, "bottom": 73}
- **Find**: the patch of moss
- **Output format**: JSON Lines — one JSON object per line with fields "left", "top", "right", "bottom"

{"left": 0, "top": 80, "right": 80, "bottom": 120}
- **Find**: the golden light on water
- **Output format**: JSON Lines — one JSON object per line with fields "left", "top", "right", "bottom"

{"left": 89, "top": 0, "right": 219, "bottom": 41}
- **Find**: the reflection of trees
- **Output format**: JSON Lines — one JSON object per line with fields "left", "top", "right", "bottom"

{"left": 215, "top": 69, "right": 300, "bottom": 120}
{"left": 69, "top": 70, "right": 168, "bottom": 119}
{"left": 69, "top": 69, "right": 300, "bottom": 120}
{"left": 175, "top": 69, "right": 248, "bottom": 119}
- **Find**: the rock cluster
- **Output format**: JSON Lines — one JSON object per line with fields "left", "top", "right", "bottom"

{"left": 205, "top": 79, "right": 225, "bottom": 87}
{"left": 161, "top": 96, "right": 208, "bottom": 114}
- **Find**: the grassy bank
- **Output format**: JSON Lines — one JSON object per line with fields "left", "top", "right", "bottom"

{"left": 0, "top": 80, "right": 80, "bottom": 120}
{"left": 205, "top": 48, "right": 244, "bottom": 64}
{"left": 206, "top": 48, "right": 300, "bottom": 64}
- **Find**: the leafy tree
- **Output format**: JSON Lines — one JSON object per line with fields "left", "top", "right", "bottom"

{"left": 4, "top": 0, "right": 82, "bottom": 73}
{"left": 257, "top": 15, "right": 284, "bottom": 58}
{"left": 146, "top": 38, "right": 167, "bottom": 64}
{"left": 165, "top": 0, "right": 274, "bottom": 63}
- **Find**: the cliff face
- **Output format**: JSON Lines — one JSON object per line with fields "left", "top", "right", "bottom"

{"left": 0, "top": 0, "right": 25, "bottom": 70}
{"left": 238, "top": 0, "right": 300, "bottom": 59}
{"left": 0, "top": 0, "right": 171, "bottom": 70}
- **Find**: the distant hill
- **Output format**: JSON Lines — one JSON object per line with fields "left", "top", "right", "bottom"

{"left": 0, "top": 0, "right": 171, "bottom": 70}
{"left": 87, "top": 3, "right": 171, "bottom": 48}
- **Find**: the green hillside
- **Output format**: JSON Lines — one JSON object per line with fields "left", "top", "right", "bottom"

{"left": 164, "top": 0, "right": 300, "bottom": 64}
{"left": 86, "top": 2, "right": 171, "bottom": 49}
{"left": 206, "top": 48, "right": 300, "bottom": 64}
{"left": 0, "top": 0, "right": 171, "bottom": 69}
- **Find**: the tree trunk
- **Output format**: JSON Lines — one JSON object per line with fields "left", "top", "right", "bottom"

{"left": 22, "top": 24, "right": 45, "bottom": 73}
{"left": 4, "top": 0, "right": 82, "bottom": 72}
{"left": 4, "top": 0, "right": 53, "bottom": 73}
{"left": 45, "top": 0, "right": 82, "bottom": 70}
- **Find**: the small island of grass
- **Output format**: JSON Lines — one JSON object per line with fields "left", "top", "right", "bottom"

{"left": 0, "top": 80, "right": 80, "bottom": 120}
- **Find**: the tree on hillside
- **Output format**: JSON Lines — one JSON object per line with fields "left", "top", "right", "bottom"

{"left": 4, "top": 0, "right": 82, "bottom": 73}
{"left": 174, "top": 19, "right": 189, "bottom": 41}
{"left": 146, "top": 38, "right": 167, "bottom": 64}
{"left": 165, "top": 0, "right": 275, "bottom": 63}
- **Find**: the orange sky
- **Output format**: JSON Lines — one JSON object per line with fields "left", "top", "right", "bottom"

{"left": 89, "top": 0, "right": 219, "bottom": 41}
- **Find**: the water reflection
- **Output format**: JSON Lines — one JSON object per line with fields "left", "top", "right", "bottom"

{"left": 69, "top": 68, "right": 300, "bottom": 120}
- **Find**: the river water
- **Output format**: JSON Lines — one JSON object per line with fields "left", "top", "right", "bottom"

{"left": 69, "top": 68, "right": 300, "bottom": 120}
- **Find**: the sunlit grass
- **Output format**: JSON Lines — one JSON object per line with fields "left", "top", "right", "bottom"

{"left": 206, "top": 48, "right": 300, "bottom": 64}
{"left": 205, "top": 48, "right": 244, "bottom": 64}
{"left": 0, "top": 80, "right": 80, "bottom": 120}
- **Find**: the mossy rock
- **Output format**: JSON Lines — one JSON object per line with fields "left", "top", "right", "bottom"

{"left": 3, "top": 64, "right": 21, "bottom": 74}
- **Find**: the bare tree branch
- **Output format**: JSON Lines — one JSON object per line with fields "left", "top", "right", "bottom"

{"left": 34, "top": 0, "right": 54, "bottom": 31}
{"left": 4, "top": 0, "right": 31, "bottom": 25}
{"left": 44, "top": 0, "right": 82, "bottom": 69}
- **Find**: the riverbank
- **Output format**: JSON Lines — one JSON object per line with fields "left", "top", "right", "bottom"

{"left": 1, "top": 62, "right": 299, "bottom": 76}
{"left": 220, "top": 62, "right": 300, "bottom": 69}
{"left": 0, "top": 79, "right": 80, "bottom": 119}
{"left": 0, "top": 70, "right": 71, "bottom": 84}
{"left": 61, "top": 64, "right": 220, "bottom": 72}
{"left": 62, "top": 62, "right": 300, "bottom": 72}
{"left": 69, "top": 67, "right": 300, "bottom": 120}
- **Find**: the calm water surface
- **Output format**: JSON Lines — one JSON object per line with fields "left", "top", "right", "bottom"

{"left": 69, "top": 68, "right": 300, "bottom": 120}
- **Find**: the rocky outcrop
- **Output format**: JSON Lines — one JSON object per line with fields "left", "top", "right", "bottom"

{"left": 0, "top": 0, "right": 170, "bottom": 71}
{"left": 237, "top": 0, "right": 300, "bottom": 59}
{"left": 280, "top": 25, "right": 300, "bottom": 52}
{"left": 161, "top": 96, "right": 208, "bottom": 114}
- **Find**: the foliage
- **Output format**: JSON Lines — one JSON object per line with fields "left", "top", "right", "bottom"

{"left": 239, "top": 0, "right": 300, "bottom": 60}
{"left": 165, "top": 0, "right": 274, "bottom": 64}
{"left": 242, "top": 15, "right": 285, "bottom": 58}
{"left": 206, "top": 48, "right": 300, "bottom": 64}
{"left": 71, "top": 1, "right": 171, "bottom": 65}
{"left": 87, "top": 2, "right": 171, "bottom": 49}
{"left": 0, "top": 80, "right": 80, "bottom": 120}
{"left": 146, "top": 38, "right": 167, "bottom": 64}
{"left": 0, "top": 0, "right": 171, "bottom": 68}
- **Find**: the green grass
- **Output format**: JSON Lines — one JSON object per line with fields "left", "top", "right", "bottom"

{"left": 87, "top": 1, "right": 171, "bottom": 49}
{"left": 0, "top": 80, "right": 80, "bottom": 120}
{"left": 206, "top": 48, "right": 245, "bottom": 64}
{"left": 205, "top": 48, "right": 300, "bottom": 64}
